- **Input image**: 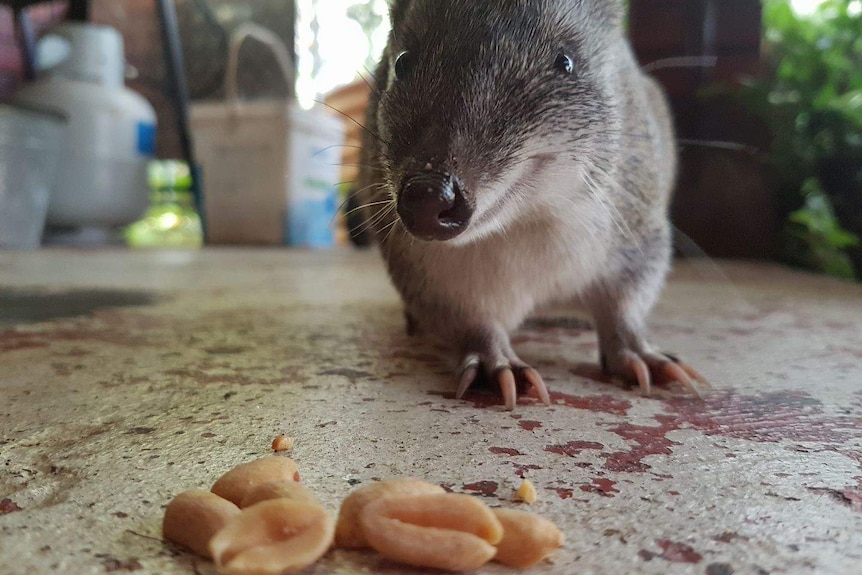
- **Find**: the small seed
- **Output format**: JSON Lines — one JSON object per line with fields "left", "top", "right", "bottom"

{"left": 271, "top": 435, "right": 294, "bottom": 452}
{"left": 211, "top": 457, "right": 300, "bottom": 506}
{"left": 209, "top": 499, "right": 334, "bottom": 575}
{"left": 492, "top": 508, "right": 564, "bottom": 568}
{"left": 359, "top": 492, "right": 503, "bottom": 572}
{"left": 514, "top": 479, "right": 537, "bottom": 504}
{"left": 240, "top": 481, "right": 320, "bottom": 508}
{"left": 335, "top": 479, "right": 445, "bottom": 549}
{"left": 162, "top": 490, "right": 239, "bottom": 558}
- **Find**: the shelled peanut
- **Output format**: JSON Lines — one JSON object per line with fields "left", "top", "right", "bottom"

{"left": 210, "top": 456, "right": 301, "bottom": 506}
{"left": 210, "top": 499, "right": 335, "bottom": 575}
{"left": 359, "top": 492, "right": 504, "bottom": 572}
{"left": 162, "top": 491, "right": 240, "bottom": 559}
{"left": 162, "top": 452, "right": 564, "bottom": 574}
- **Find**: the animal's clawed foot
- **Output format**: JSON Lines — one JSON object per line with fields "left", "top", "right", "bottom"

{"left": 603, "top": 349, "right": 711, "bottom": 398}
{"left": 455, "top": 353, "right": 551, "bottom": 411}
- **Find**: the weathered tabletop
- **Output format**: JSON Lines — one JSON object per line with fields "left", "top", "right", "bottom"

{"left": 1, "top": 248, "right": 860, "bottom": 575}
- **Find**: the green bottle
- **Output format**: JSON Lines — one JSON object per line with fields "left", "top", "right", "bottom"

{"left": 125, "top": 160, "right": 203, "bottom": 248}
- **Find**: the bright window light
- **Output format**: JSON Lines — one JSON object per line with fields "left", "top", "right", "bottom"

{"left": 295, "top": 0, "right": 390, "bottom": 109}
{"left": 791, "top": 0, "right": 827, "bottom": 15}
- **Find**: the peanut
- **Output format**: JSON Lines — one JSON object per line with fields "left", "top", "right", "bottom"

{"left": 492, "top": 508, "right": 565, "bottom": 568}
{"left": 359, "top": 493, "right": 503, "bottom": 572}
{"left": 209, "top": 499, "right": 334, "bottom": 575}
{"left": 271, "top": 435, "right": 294, "bottom": 452}
{"left": 162, "top": 490, "right": 240, "bottom": 558}
{"left": 514, "top": 479, "right": 537, "bottom": 504}
{"left": 211, "top": 456, "right": 300, "bottom": 506}
{"left": 335, "top": 478, "right": 445, "bottom": 549}
{"left": 239, "top": 481, "right": 320, "bottom": 508}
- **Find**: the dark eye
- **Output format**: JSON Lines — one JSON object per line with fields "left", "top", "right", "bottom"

{"left": 394, "top": 51, "right": 415, "bottom": 80}
{"left": 554, "top": 53, "right": 574, "bottom": 75}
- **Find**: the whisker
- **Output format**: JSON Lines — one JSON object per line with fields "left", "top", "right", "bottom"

{"left": 642, "top": 56, "right": 718, "bottom": 73}
{"left": 336, "top": 163, "right": 390, "bottom": 173}
{"left": 314, "top": 99, "right": 390, "bottom": 148}
{"left": 582, "top": 170, "right": 644, "bottom": 261}
{"left": 331, "top": 183, "right": 386, "bottom": 228}
{"left": 380, "top": 217, "right": 401, "bottom": 244}
{"left": 677, "top": 139, "right": 760, "bottom": 155}
{"left": 312, "top": 144, "right": 363, "bottom": 158}
{"left": 357, "top": 68, "right": 380, "bottom": 95}
{"left": 351, "top": 202, "right": 396, "bottom": 236}
{"left": 343, "top": 199, "right": 391, "bottom": 218}
{"left": 362, "top": 65, "right": 379, "bottom": 86}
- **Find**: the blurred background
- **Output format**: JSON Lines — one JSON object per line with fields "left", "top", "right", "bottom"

{"left": 0, "top": 0, "right": 859, "bottom": 280}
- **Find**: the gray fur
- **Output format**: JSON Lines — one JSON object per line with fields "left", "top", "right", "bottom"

{"left": 358, "top": 0, "right": 685, "bottom": 399}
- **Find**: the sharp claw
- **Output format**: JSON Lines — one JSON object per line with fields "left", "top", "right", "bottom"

{"left": 663, "top": 361, "right": 703, "bottom": 399}
{"left": 523, "top": 367, "right": 551, "bottom": 406}
{"left": 664, "top": 352, "right": 711, "bottom": 389}
{"left": 456, "top": 366, "right": 478, "bottom": 400}
{"left": 631, "top": 357, "right": 652, "bottom": 397}
{"left": 682, "top": 364, "right": 711, "bottom": 388}
{"left": 498, "top": 368, "right": 517, "bottom": 411}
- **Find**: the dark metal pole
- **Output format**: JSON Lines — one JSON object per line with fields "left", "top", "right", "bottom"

{"left": 66, "top": 0, "right": 89, "bottom": 21}
{"left": 14, "top": 8, "right": 36, "bottom": 80}
{"left": 155, "top": 0, "right": 207, "bottom": 242}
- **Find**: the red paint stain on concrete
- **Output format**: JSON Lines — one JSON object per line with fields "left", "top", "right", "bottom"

{"left": 0, "top": 332, "right": 49, "bottom": 352}
{"left": 548, "top": 391, "right": 631, "bottom": 416}
{"left": 713, "top": 531, "right": 749, "bottom": 543}
{"left": 601, "top": 390, "right": 861, "bottom": 474}
{"left": 656, "top": 539, "right": 703, "bottom": 563}
{"left": 604, "top": 416, "right": 680, "bottom": 472}
{"left": 489, "top": 447, "right": 523, "bottom": 456}
{"left": 843, "top": 488, "right": 862, "bottom": 512}
{"left": 579, "top": 478, "right": 619, "bottom": 497}
{"left": 545, "top": 441, "right": 604, "bottom": 457}
{"left": 0, "top": 498, "right": 23, "bottom": 514}
{"left": 808, "top": 486, "right": 862, "bottom": 513}
{"left": 463, "top": 481, "right": 498, "bottom": 496}
{"left": 546, "top": 487, "right": 575, "bottom": 500}
{"left": 665, "top": 390, "right": 860, "bottom": 444}
{"left": 519, "top": 420, "right": 543, "bottom": 431}
{"left": 638, "top": 549, "right": 658, "bottom": 561}
{"left": 512, "top": 463, "right": 542, "bottom": 478}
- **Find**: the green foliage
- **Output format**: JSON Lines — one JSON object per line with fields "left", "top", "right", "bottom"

{"left": 787, "top": 178, "right": 859, "bottom": 278}
{"left": 737, "top": 0, "right": 862, "bottom": 279}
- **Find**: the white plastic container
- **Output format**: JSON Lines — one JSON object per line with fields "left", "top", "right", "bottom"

{"left": 189, "top": 23, "right": 345, "bottom": 246}
{"left": 12, "top": 23, "right": 156, "bottom": 228}
{"left": 0, "top": 103, "right": 67, "bottom": 249}
{"left": 284, "top": 105, "right": 346, "bottom": 247}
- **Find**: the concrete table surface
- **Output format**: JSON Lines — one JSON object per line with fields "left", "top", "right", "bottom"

{"left": 1, "top": 248, "right": 860, "bottom": 575}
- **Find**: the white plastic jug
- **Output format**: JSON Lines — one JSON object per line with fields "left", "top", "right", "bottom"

{"left": 13, "top": 23, "right": 157, "bottom": 228}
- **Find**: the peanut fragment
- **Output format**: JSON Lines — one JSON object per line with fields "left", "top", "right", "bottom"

{"left": 162, "top": 490, "right": 240, "bottom": 558}
{"left": 335, "top": 478, "right": 445, "bottom": 549}
{"left": 239, "top": 481, "right": 320, "bottom": 508}
{"left": 514, "top": 479, "right": 537, "bottom": 504}
{"left": 271, "top": 435, "right": 294, "bottom": 452}
{"left": 492, "top": 508, "right": 565, "bottom": 568}
{"left": 209, "top": 499, "right": 334, "bottom": 575}
{"left": 359, "top": 493, "right": 503, "bottom": 572}
{"left": 211, "top": 457, "right": 300, "bottom": 506}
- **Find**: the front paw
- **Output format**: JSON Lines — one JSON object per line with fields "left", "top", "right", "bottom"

{"left": 602, "top": 348, "right": 710, "bottom": 398}
{"left": 456, "top": 353, "right": 551, "bottom": 411}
